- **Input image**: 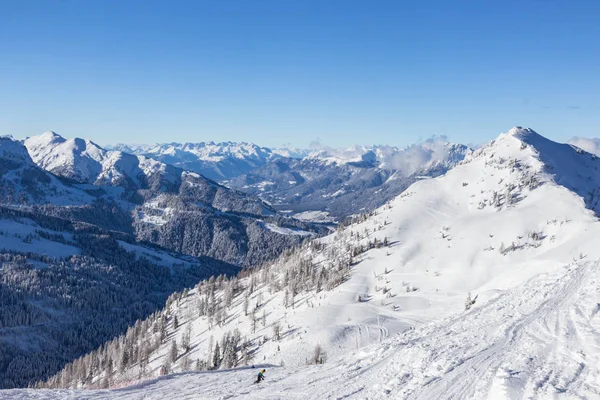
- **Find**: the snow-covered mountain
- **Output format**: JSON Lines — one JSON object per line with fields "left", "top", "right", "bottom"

{"left": 25, "top": 131, "right": 190, "bottom": 188}
{"left": 18, "top": 132, "right": 327, "bottom": 266}
{"left": 24, "top": 131, "right": 107, "bottom": 183}
{"left": 107, "top": 141, "right": 308, "bottom": 181}
{"left": 227, "top": 140, "right": 470, "bottom": 220}
{"left": 27, "top": 127, "right": 600, "bottom": 398}
{"left": 106, "top": 138, "right": 470, "bottom": 221}
{"left": 0, "top": 136, "right": 92, "bottom": 205}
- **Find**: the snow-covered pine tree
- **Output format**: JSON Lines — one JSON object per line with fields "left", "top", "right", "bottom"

{"left": 212, "top": 341, "right": 221, "bottom": 369}
{"left": 168, "top": 339, "right": 178, "bottom": 364}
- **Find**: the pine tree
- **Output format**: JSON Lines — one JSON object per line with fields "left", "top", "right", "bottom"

{"left": 169, "top": 339, "right": 178, "bottom": 364}
{"left": 313, "top": 344, "right": 326, "bottom": 364}
{"left": 159, "top": 316, "right": 167, "bottom": 343}
{"left": 207, "top": 335, "right": 214, "bottom": 367}
{"left": 181, "top": 323, "right": 192, "bottom": 354}
{"left": 251, "top": 309, "right": 257, "bottom": 333}
{"left": 119, "top": 347, "right": 129, "bottom": 373}
{"left": 243, "top": 292, "right": 249, "bottom": 316}
{"left": 212, "top": 342, "right": 221, "bottom": 369}
{"left": 272, "top": 322, "right": 281, "bottom": 341}
{"left": 181, "top": 354, "right": 190, "bottom": 371}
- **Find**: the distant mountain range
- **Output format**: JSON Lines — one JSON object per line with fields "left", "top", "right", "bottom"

{"left": 108, "top": 138, "right": 472, "bottom": 220}
{"left": 108, "top": 141, "right": 310, "bottom": 181}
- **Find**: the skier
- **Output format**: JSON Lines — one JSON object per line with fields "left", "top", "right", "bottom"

{"left": 255, "top": 368, "right": 266, "bottom": 383}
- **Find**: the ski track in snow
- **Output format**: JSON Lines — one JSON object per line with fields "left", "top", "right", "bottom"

{"left": 370, "top": 262, "right": 600, "bottom": 399}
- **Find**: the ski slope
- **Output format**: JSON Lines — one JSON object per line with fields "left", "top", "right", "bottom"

{"left": 4, "top": 259, "right": 598, "bottom": 399}
{"left": 7, "top": 127, "right": 600, "bottom": 399}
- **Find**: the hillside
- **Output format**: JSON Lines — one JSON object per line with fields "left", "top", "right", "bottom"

{"left": 0, "top": 205, "right": 238, "bottom": 388}
{"left": 8, "top": 257, "right": 597, "bottom": 399}
{"left": 32, "top": 127, "right": 600, "bottom": 398}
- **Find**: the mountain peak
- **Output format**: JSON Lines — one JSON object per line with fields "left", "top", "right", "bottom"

{"left": 0, "top": 135, "right": 33, "bottom": 162}
{"left": 489, "top": 126, "right": 554, "bottom": 155}
{"left": 500, "top": 126, "right": 538, "bottom": 140}
{"left": 41, "top": 130, "right": 66, "bottom": 141}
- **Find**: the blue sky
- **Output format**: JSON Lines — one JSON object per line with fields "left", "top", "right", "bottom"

{"left": 0, "top": 0, "right": 598, "bottom": 147}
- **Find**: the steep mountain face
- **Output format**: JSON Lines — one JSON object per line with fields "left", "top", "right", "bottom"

{"left": 108, "top": 141, "right": 307, "bottom": 181}
{"left": 0, "top": 136, "right": 92, "bottom": 206}
{"left": 21, "top": 133, "right": 325, "bottom": 266}
{"left": 37, "top": 127, "right": 600, "bottom": 398}
{"left": 227, "top": 141, "right": 470, "bottom": 220}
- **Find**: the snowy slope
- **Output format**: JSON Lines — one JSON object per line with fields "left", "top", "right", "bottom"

{"left": 26, "top": 127, "right": 600, "bottom": 398}
{"left": 5, "top": 254, "right": 598, "bottom": 400}
{"left": 57, "top": 260, "right": 594, "bottom": 399}
{"left": 0, "top": 136, "right": 92, "bottom": 205}
{"left": 24, "top": 131, "right": 106, "bottom": 183}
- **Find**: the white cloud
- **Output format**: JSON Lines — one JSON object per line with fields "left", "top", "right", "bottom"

{"left": 568, "top": 137, "right": 600, "bottom": 156}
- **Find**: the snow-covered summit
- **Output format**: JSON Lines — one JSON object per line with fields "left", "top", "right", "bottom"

{"left": 24, "top": 131, "right": 198, "bottom": 188}
{"left": 0, "top": 135, "right": 32, "bottom": 162}
{"left": 24, "top": 131, "right": 107, "bottom": 183}
{"left": 467, "top": 126, "right": 600, "bottom": 214}
{"left": 0, "top": 136, "right": 92, "bottom": 205}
